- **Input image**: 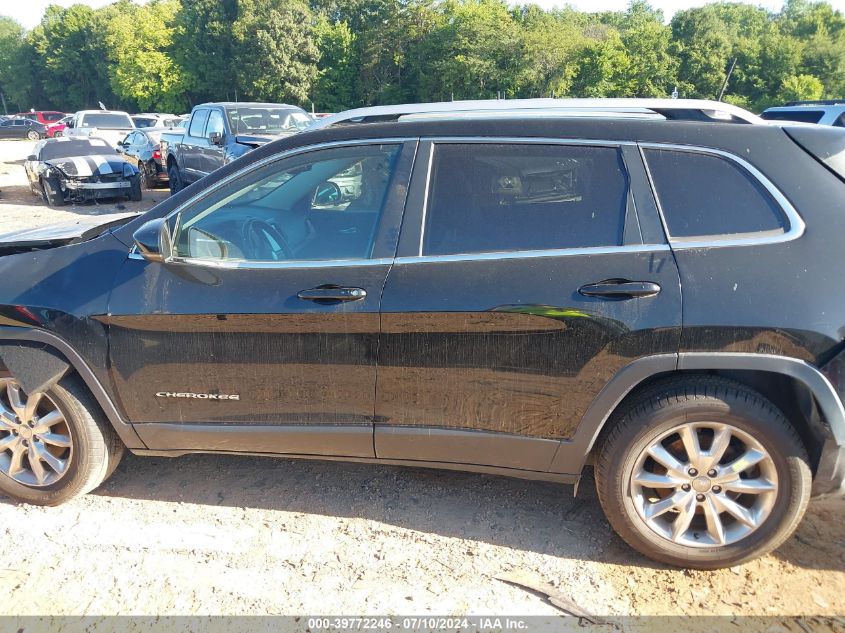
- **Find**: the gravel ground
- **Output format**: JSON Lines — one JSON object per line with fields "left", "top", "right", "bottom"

{"left": 0, "top": 139, "right": 843, "bottom": 622}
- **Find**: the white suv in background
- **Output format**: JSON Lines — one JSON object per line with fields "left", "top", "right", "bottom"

{"left": 65, "top": 110, "right": 136, "bottom": 148}
{"left": 761, "top": 100, "right": 845, "bottom": 127}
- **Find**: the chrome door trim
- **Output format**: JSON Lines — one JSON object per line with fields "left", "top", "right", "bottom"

{"left": 394, "top": 243, "right": 671, "bottom": 265}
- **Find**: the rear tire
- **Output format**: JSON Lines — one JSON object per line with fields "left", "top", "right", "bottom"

{"left": 138, "top": 161, "right": 154, "bottom": 189}
{"left": 27, "top": 130, "right": 40, "bottom": 141}
{"left": 0, "top": 373, "right": 125, "bottom": 506}
{"left": 595, "top": 376, "right": 811, "bottom": 569}
{"left": 167, "top": 162, "right": 183, "bottom": 195}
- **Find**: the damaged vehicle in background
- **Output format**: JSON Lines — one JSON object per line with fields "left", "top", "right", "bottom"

{"left": 24, "top": 137, "right": 142, "bottom": 206}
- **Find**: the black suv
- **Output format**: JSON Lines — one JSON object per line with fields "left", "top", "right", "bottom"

{"left": 0, "top": 99, "right": 843, "bottom": 569}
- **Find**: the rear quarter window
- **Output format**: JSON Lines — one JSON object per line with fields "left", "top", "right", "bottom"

{"left": 643, "top": 149, "right": 785, "bottom": 239}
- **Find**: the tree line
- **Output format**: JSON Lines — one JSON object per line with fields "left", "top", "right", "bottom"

{"left": 0, "top": 0, "right": 842, "bottom": 115}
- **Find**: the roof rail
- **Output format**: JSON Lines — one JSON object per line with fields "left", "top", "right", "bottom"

{"left": 309, "top": 98, "right": 764, "bottom": 130}
{"left": 783, "top": 100, "right": 845, "bottom": 107}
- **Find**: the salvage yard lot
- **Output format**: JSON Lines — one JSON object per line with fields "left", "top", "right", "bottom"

{"left": 0, "top": 139, "right": 842, "bottom": 621}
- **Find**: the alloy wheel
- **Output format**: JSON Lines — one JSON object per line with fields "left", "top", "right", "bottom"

{"left": 0, "top": 379, "right": 73, "bottom": 487}
{"left": 629, "top": 421, "right": 777, "bottom": 547}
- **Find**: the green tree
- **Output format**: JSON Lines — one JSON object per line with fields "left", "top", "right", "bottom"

{"left": 232, "top": 0, "right": 320, "bottom": 104}
{"left": 0, "top": 16, "right": 25, "bottom": 113}
{"left": 778, "top": 73, "right": 824, "bottom": 101}
{"left": 103, "top": 0, "right": 188, "bottom": 112}
{"left": 31, "top": 4, "right": 119, "bottom": 110}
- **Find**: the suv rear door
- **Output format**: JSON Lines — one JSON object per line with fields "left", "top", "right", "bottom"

{"left": 374, "top": 139, "right": 682, "bottom": 472}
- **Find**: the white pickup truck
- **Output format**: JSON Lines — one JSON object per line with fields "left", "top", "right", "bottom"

{"left": 65, "top": 110, "right": 135, "bottom": 148}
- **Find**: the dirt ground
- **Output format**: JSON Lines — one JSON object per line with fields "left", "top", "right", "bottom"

{"left": 0, "top": 139, "right": 843, "bottom": 623}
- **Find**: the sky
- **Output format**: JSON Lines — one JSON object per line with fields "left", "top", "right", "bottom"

{"left": 4, "top": 0, "right": 845, "bottom": 29}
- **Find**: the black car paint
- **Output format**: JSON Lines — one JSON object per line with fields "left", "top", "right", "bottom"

{"left": 0, "top": 118, "right": 47, "bottom": 139}
{"left": 119, "top": 129, "right": 168, "bottom": 186}
{"left": 0, "top": 117, "right": 844, "bottom": 494}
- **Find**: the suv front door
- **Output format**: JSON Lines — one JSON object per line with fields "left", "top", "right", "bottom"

{"left": 108, "top": 140, "right": 416, "bottom": 457}
{"left": 375, "top": 139, "right": 682, "bottom": 472}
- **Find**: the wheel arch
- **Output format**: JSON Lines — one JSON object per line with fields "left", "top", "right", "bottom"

{"left": 549, "top": 353, "right": 845, "bottom": 482}
{"left": 0, "top": 327, "right": 145, "bottom": 449}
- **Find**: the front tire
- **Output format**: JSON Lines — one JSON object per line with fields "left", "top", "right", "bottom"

{"left": 0, "top": 374, "right": 124, "bottom": 506}
{"left": 41, "top": 177, "right": 65, "bottom": 206}
{"left": 128, "top": 174, "right": 142, "bottom": 201}
{"left": 53, "top": 131, "right": 63, "bottom": 138}
{"left": 595, "top": 376, "right": 811, "bottom": 569}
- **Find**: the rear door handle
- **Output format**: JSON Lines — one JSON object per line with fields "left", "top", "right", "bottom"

{"left": 579, "top": 280, "right": 661, "bottom": 299}
{"left": 297, "top": 286, "right": 367, "bottom": 302}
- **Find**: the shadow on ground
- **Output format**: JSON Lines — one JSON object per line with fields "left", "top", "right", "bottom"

{"left": 92, "top": 452, "right": 845, "bottom": 572}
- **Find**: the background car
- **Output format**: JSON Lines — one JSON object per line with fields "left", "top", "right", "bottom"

{"left": 761, "top": 100, "right": 845, "bottom": 126}
{"left": 24, "top": 136, "right": 141, "bottom": 205}
{"left": 65, "top": 110, "right": 136, "bottom": 147}
{"left": 14, "top": 110, "right": 66, "bottom": 126}
{"left": 46, "top": 115, "right": 72, "bottom": 138}
{"left": 118, "top": 127, "right": 168, "bottom": 188}
{"left": 131, "top": 113, "right": 182, "bottom": 129}
{"left": 0, "top": 117, "right": 47, "bottom": 140}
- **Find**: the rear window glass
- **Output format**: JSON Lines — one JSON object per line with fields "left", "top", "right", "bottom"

{"left": 761, "top": 110, "right": 825, "bottom": 124}
{"left": 644, "top": 149, "right": 785, "bottom": 238}
{"left": 80, "top": 113, "right": 133, "bottom": 129}
{"left": 423, "top": 143, "right": 628, "bottom": 255}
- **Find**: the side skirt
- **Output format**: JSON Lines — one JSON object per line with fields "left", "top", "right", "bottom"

{"left": 128, "top": 447, "right": 580, "bottom": 486}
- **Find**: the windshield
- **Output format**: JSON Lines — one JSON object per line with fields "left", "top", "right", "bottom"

{"left": 226, "top": 107, "right": 310, "bottom": 135}
{"left": 41, "top": 138, "right": 117, "bottom": 160}
{"left": 81, "top": 113, "right": 134, "bottom": 129}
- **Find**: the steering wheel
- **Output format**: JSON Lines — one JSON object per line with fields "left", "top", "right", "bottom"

{"left": 241, "top": 218, "right": 294, "bottom": 261}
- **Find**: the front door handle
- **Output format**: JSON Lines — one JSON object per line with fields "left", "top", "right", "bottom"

{"left": 579, "top": 280, "right": 661, "bottom": 299}
{"left": 297, "top": 286, "right": 367, "bottom": 302}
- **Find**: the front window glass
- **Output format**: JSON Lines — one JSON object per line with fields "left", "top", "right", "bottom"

{"left": 226, "top": 107, "right": 310, "bottom": 134}
{"left": 206, "top": 110, "right": 225, "bottom": 137}
{"left": 42, "top": 112, "right": 63, "bottom": 122}
{"left": 174, "top": 144, "right": 401, "bottom": 262}
{"left": 188, "top": 110, "right": 210, "bottom": 138}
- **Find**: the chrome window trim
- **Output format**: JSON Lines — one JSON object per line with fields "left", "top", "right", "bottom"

{"left": 395, "top": 243, "right": 670, "bottom": 265}
{"left": 162, "top": 137, "right": 414, "bottom": 270}
{"left": 167, "top": 256, "right": 394, "bottom": 270}
{"left": 638, "top": 142, "right": 805, "bottom": 250}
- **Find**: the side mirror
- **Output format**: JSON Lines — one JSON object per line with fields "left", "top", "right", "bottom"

{"left": 26, "top": 154, "right": 36, "bottom": 161}
{"left": 133, "top": 218, "right": 172, "bottom": 263}
{"left": 208, "top": 132, "right": 222, "bottom": 146}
